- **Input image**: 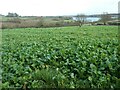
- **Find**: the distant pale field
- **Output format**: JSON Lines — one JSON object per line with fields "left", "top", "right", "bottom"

{"left": 2, "top": 26, "right": 120, "bottom": 88}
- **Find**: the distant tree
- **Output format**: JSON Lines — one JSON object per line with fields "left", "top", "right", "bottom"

{"left": 75, "top": 14, "right": 86, "bottom": 27}
{"left": 63, "top": 16, "right": 72, "bottom": 20}
{"left": 6, "top": 12, "right": 19, "bottom": 17}
{"left": 100, "top": 12, "right": 112, "bottom": 25}
{"left": 14, "top": 13, "right": 19, "bottom": 17}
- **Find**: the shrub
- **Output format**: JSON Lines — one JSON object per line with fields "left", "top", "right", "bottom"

{"left": 108, "top": 22, "right": 120, "bottom": 25}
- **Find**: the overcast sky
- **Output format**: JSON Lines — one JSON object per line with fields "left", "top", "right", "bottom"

{"left": 0, "top": 0, "right": 119, "bottom": 16}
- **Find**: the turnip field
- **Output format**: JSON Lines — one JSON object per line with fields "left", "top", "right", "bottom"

{"left": 1, "top": 26, "right": 120, "bottom": 88}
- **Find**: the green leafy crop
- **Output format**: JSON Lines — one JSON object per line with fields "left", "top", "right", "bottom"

{"left": 1, "top": 26, "right": 119, "bottom": 88}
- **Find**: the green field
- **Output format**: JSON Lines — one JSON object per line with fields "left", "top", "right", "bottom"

{"left": 1, "top": 26, "right": 120, "bottom": 88}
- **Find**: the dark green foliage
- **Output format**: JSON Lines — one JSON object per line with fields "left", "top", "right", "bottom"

{"left": 1, "top": 26, "right": 119, "bottom": 88}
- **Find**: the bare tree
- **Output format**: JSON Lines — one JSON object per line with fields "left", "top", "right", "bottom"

{"left": 75, "top": 14, "right": 86, "bottom": 27}
{"left": 100, "top": 12, "right": 112, "bottom": 25}
{"left": 36, "top": 16, "right": 44, "bottom": 27}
